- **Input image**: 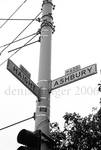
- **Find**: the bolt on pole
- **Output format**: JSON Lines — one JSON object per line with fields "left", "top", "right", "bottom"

{"left": 35, "top": 0, "right": 53, "bottom": 150}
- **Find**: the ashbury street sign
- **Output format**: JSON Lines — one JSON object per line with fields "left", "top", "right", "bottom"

{"left": 7, "top": 59, "right": 40, "bottom": 98}
{"left": 51, "top": 64, "right": 97, "bottom": 90}
{"left": 65, "top": 65, "right": 81, "bottom": 76}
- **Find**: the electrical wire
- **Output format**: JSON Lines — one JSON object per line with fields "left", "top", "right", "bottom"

{"left": 0, "top": 116, "right": 34, "bottom": 131}
{"left": 0, "top": 11, "right": 41, "bottom": 55}
{"left": 0, "top": 18, "right": 34, "bottom": 21}
{"left": 0, "top": 32, "right": 38, "bottom": 49}
{"left": 8, "top": 40, "right": 39, "bottom": 53}
{"left": 0, "top": 0, "right": 27, "bottom": 29}
{"left": 0, "top": 33, "right": 40, "bottom": 67}
{"left": 8, "top": 32, "right": 39, "bottom": 53}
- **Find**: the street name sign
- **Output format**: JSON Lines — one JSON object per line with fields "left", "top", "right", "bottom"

{"left": 52, "top": 64, "right": 97, "bottom": 90}
{"left": 7, "top": 59, "right": 40, "bottom": 98}
{"left": 20, "top": 64, "right": 31, "bottom": 79}
{"left": 65, "top": 65, "right": 81, "bottom": 76}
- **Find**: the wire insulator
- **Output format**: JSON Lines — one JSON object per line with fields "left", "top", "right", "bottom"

{"left": 53, "top": 5, "right": 56, "bottom": 10}
{"left": 36, "top": 18, "right": 41, "bottom": 22}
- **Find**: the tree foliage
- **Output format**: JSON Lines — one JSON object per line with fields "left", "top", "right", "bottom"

{"left": 50, "top": 108, "right": 101, "bottom": 150}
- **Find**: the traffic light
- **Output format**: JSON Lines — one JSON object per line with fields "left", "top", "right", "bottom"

{"left": 17, "top": 129, "right": 41, "bottom": 150}
{"left": 17, "top": 146, "right": 30, "bottom": 150}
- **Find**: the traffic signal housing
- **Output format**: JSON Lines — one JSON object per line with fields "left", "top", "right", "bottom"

{"left": 17, "top": 129, "right": 41, "bottom": 150}
{"left": 17, "top": 146, "right": 30, "bottom": 150}
{"left": 17, "top": 129, "right": 57, "bottom": 150}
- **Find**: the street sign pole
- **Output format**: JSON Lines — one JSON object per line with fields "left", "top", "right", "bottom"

{"left": 35, "top": 0, "right": 54, "bottom": 150}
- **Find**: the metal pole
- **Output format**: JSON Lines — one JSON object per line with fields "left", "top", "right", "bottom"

{"left": 35, "top": 0, "right": 54, "bottom": 150}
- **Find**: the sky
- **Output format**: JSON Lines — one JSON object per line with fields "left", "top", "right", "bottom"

{"left": 0, "top": 0, "right": 101, "bottom": 149}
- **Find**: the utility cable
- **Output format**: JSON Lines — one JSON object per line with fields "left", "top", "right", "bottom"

{"left": 0, "top": 0, "right": 27, "bottom": 29}
{"left": 8, "top": 32, "right": 39, "bottom": 53}
{"left": 8, "top": 40, "right": 39, "bottom": 53}
{"left": 0, "top": 33, "right": 40, "bottom": 67}
{"left": 0, "top": 116, "right": 34, "bottom": 131}
{"left": 0, "top": 11, "right": 41, "bottom": 55}
{"left": 0, "top": 18, "right": 34, "bottom": 21}
{"left": 0, "top": 32, "right": 38, "bottom": 49}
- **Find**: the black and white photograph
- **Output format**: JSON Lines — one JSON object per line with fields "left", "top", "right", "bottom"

{"left": 0, "top": 0, "right": 101, "bottom": 149}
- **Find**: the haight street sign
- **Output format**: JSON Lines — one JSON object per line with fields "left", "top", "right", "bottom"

{"left": 51, "top": 64, "right": 97, "bottom": 90}
{"left": 7, "top": 59, "right": 40, "bottom": 98}
{"left": 20, "top": 64, "right": 31, "bottom": 79}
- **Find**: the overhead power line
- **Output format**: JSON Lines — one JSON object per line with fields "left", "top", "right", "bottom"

{"left": 0, "top": 19, "right": 34, "bottom": 21}
{"left": 8, "top": 31, "right": 39, "bottom": 53}
{"left": 0, "top": 33, "right": 40, "bottom": 67}
{"left": 0, "top": 11, "right": 41, "bottom": 55}
{"left": 0, "top": 116, "right": 34, "bottom": 131}
{"left": 8, "top": 40, "right": 39, "bottom": 53}
{"left": 0, "top": 0, "right": 27, "bottom": 29}
{"left": 0, "top": 32, "right": 38, "bottom": 49}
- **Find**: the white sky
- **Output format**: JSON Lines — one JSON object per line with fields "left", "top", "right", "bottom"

{"left": 0, "top": 0, "right": 101, "bottom": 149}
